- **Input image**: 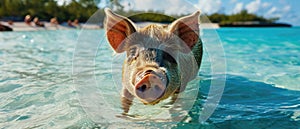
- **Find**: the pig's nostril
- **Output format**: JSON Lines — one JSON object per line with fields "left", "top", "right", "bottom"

{"left": 154, "top": 85, "right": 160, "bottom": 90}
{"left": 137, "top": 84, "right": 147, "bottom": 92}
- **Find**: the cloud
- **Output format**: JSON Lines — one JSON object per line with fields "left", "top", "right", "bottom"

{"left": 232, "top": 3, "right": 244, "bottom": 14}
{"left": 266, "top": 5, "right": 291, "bottom": 18}
{"left": 262, "top": 2, "right": 271, "bottom": 8}
{"left": 263, "top": 4, "right": 298, "bottom": 25}
{"left": 283, "top": 5, "right": 291, "bottom": 12}
{"left": 245, "top": 0, "right": 276, "bottom": 16}
{"left": 121, "top": 0, "right": 196, "bottom": 15}
{"left": 196, "top": 0, "right": 222, "bottom": 14}
{"left": 55, "top": 0, "right": 71, "bottom": 6}
{"left": 230, "top": 0, "right": 237, "bottom": 3}
{"left": 266, "top": 7, "right": 279, "bottom": 17}
{"left": 245, "top": 0, "right": 261, "bottom": 13}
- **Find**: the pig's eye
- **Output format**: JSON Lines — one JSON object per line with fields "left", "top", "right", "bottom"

{"left": 129, "top": 47, "right": 137, "bottom": 57}
{"left": 128, "top": 47, "right": 138, "bottom": 61}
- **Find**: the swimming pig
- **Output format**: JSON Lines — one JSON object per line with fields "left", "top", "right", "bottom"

{"left": 104, "top": 8, "right": 203, "bottom": 114}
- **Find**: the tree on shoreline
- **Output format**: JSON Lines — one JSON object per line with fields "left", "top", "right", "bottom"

{"left": 0, "top": 0, "right": 98, "bottom": 22}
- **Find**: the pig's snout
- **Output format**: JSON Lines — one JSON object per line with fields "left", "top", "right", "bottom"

{"left": 134, "top": 70, "right": 167, "bottom": 103}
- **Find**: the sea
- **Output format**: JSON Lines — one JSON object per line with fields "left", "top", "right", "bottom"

{"left": 0, "top": 27, "right": 299, "bottom": 128}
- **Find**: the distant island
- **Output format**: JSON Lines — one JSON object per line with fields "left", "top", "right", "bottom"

{"left": 207, "top": 10, "right": 292, "bottom": 27}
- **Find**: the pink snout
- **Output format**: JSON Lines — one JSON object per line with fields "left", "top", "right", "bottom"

{"left": 135, "top": 73, "right": 166, "bottom": 103}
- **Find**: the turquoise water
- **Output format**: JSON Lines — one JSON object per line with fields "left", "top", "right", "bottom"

{"left": 0, "top": 28, "right": 300, "bottom": 128}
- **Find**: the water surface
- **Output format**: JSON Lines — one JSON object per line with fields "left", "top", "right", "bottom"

{"left": 0, "top": 28, "right": 299, "bottom": 128}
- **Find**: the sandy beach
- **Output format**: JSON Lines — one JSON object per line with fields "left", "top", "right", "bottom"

{"left": 0, "top": 21, "right": 101, "bottom": 31}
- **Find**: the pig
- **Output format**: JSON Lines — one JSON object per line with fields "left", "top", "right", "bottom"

{"left": 104, "top": 8, "right": 203, "bottom": 114}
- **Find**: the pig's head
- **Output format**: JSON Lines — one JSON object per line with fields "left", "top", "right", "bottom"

{"left": 104, "top": 8, "right": 200, "bottom": 105}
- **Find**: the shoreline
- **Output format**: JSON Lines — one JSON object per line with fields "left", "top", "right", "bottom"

{"left": 1, "top": 21, "right": 295, "bottom": 32}
{"left": 219, "top": 22, "right": 292, "bottom": 28}
{"left": 0, "top": 21, "right": 101, "bottom": 31}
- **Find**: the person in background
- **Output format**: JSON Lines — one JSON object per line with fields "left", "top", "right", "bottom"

{"left": 8, "top": 20, "right": 14, "bottom": 26}
{"left": 24, "top": 15, "right": 31, "bottom": 25}
{"left": 33, "top": 17, "right": 45, "bottom": 27}
{"left": 73, "top": 19, "right": 81, "bottom": 28}
{"left": 50, "top": 17, "right": 59, "bottom": 26}
{"left": 67, "top": 20, "right": 74, "bottom": 27}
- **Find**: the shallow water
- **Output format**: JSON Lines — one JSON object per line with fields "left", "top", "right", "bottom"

{"left": 0, "top": 28, "right": 299, "bottom": 128}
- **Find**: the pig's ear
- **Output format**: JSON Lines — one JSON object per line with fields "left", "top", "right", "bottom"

{"left": 104, "top": 8, "right": 137, "bottom": 53}
{"left": 169, "top": 11, "right": 200, "bottom": 52}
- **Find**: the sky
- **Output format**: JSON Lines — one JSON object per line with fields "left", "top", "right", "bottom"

{"left": 191, "top": 0, "right": 300, "bottom": 26}
{"left": 56, "top": 0, "right": 300, "bottom": 26}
